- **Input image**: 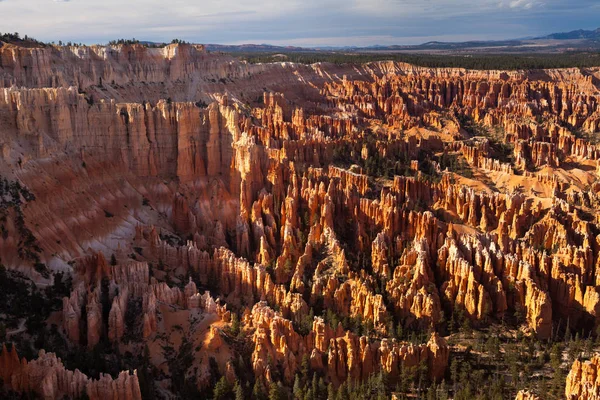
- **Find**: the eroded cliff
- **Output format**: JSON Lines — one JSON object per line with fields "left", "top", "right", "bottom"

{"left": 0, "top": 41, "right": 599, "bottom": 399}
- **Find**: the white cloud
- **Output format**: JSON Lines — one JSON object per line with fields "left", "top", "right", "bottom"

{"left": 351, "top": 0, "right": 511, "bottom": 17}
{"left": 0, "top": 0, "right": 307, "bottom": 36}
{"left": 0, "top": 0, "right": 597, "bottom": 45}
{"left": 504, "top": 0, "right": 545, "bottom": 9}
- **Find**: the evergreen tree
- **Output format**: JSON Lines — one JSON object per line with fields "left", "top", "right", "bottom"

{"left": 550, "top": 343, "right": 563, "bottom": 398}
{"left": 335, "top": 381, "right": 348, "bottom": 400}
{"left": 234, "top": 380, "right": 244, "bottom": 400}
{"left": 213, "top": 376, "right": 231, "bottom": 400}
{"left": 311, "top": 374, "right": 318, "bottom": 398}
{"left": 268, "top": 381, "right": 285, "bottom": 400}
{"left": 300, "top": 354, "right": 310, "bottom": 382}
{"left": 327, "top": 383, "right": 335, "bottom": 400}
{"left": 317, "top": 377, "right": 327, "bottom": 399}
{"left": 293, "top": 374, "right": 303, "bottom": 399}
{"left": 253, "top": 380, "right": 267, "bottom": 400}
{"left": 439, "top": 380, "right": 449, "bottom": 400}
{"left": 304, "top": 388, "right": 314, "bottom": 400}
{"left": 565, "top": 318, "right": 572, "bottom": 342}
{"left": 426, "top": 384, "right": 436, "bottom": 400}
{"left": 230, "top": 312, "right": 240, "bottom": 337}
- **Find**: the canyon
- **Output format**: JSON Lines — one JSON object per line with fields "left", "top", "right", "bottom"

{"left": 0, "top": 41, "right": 599, "bottom": 399}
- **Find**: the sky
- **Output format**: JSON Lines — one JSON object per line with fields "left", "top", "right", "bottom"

{"left": 0, "top": 0, "right": 598, "bottom": 47}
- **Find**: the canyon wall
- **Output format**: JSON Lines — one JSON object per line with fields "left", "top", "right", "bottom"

{"left": 0, "top": 41, "right": 599, "bottom": 397}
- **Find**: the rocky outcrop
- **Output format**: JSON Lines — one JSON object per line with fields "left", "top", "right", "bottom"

{"left": 0, "top": 344, "right": 20, "bottom": 385}
{"left": 108, "top": 288, "right": 128, "bottom": 342}
{"left": 0, "top": 347, "right": 141, "bottom": 400}
{"left": 86, "top": 289, "right": 103, "bottom": 348}
{"left": 385, "top": 240, "right": 442, "bottom": 328}
{"left": 62, "top": 258, "right": 230, "bottom": 344}
{"left": 248, "top": 302, "right": 449, "bottom": 387}
{"left": 515, "top": 390, "right": 541, "bottom": 400}
{"left": 0, "top": 89, "right": 242, "bottom": 183}
{"left": 566, "top": 356, "right": 600, "bottom": 399}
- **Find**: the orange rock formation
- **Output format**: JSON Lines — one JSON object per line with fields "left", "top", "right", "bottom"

{"left": 0, "top": 40, "right": 599, "bottom": 397}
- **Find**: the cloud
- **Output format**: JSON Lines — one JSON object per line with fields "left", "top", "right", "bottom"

{"left": 0, "top": 0, "right": 597, "bottom": 46}
{"left": 497, "top": 0, "right": 545, "bottom": 9}
{"left": 510, "top": 0, "right": 540, "bottom": 9}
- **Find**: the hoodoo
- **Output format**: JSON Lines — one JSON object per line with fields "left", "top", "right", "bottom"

{"left": 0, "top": 27, "right": 599, "bottom": 399}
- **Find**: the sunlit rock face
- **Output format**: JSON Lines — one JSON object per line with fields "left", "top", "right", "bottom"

{"left": 566, "top": 356, "right": 600, "bottom": 400}
{"left": 0, "top": 40, "right": 600, "bottom": 398}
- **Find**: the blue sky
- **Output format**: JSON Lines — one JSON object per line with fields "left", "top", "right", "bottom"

{"left": 0, "top": 0, "right": 598, "bottom": 46}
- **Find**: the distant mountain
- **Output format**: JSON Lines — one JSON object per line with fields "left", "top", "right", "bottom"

{"left": 205, "top": 28, "right": 600, "bottom": 56}
{"left": 205, "top": 44, "right": 306, "bottom": 53}
{"left": 536, "top": 27, "right": 600, "bottom": 40}
{"left": 4, "top": 27, "right": 600, "bottom": 55}
{"left": 91, "top": 27, "right": 600, "bottom": 56}
{"left": 354, "top": 40, "right": 524, "bottom": 51}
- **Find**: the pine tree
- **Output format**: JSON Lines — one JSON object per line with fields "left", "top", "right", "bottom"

{"left": 301, "top": 354, "right": 310, "bottom": 382}
{"left": 335, "top": 381, "right": 348, "bottom": 400}
{"left": 234, "top": 380, "right": 244, "bottom": 400}
{"left": 396, "top": 322, "right": 404, "bottom": 340}
{"left": 568, "top": 335, "right": 581, "bottom": 363}
{"left": 293, "top": 374, "right": 304, "bottom": 399}
{"left": 230, "top": 312, "right": 240, "bottom": 337}
{"left": 304, "top": 388, "right": 315, "bottom": 400}
{"left": 213, "top": 376, "right": 230, "bottom": 400}
{"left": 268, "top": 381, "right": 285, "bottom": 400}
{"left": 426, "top": 384, "right": 436, "bottom": 400}
{"left": 439, "top": 379, "right": 449, "bottom": 400}
{"left": 550, "top": 343, "right": 563, "bottom": 398}
{"left": 450, "top": 357, "right": 459, "bottom": 394}
{"left": 327, "top": 383, "right": 335, "bottom": 400}
{"left": 311, "top": 374, "right": 318, "bottom": 398}
{"left": 317, "top": 377, "right": 327, "bottom": 399}
{"left": 585, "top": 336, "right": 594, "bottom": 358}
{"left": 539, "top": 377, "right": 548, "bottom": 399}
{"left": 253, "top": 380, "right": 268, "bottom": 400}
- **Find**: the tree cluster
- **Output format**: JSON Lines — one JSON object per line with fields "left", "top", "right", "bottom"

{"left": 240, "top": 51, "right": 600, "bottom": 70}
